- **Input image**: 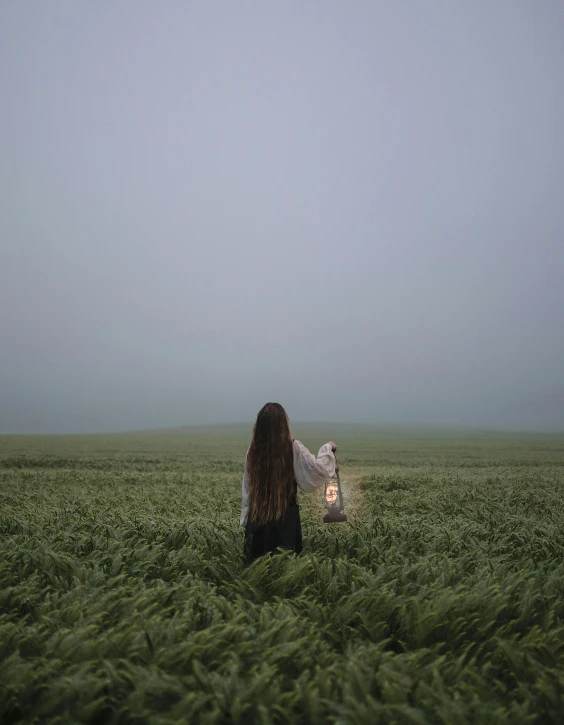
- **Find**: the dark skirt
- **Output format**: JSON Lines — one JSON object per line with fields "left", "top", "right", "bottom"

{"left": 243, "top": 503, "right": 303, "bottom": 562}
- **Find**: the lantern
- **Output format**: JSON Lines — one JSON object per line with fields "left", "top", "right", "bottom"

{"left": 323, "top": 459, "right": 347, "bottom": 523}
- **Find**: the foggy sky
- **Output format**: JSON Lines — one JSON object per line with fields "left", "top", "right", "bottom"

{"left": 1, "top": 1, "right": 563, "bottom": 434}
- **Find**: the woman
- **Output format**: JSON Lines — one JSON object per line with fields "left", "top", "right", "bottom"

{"left": 241, "top": 402, "right": 337, "bottom": 561}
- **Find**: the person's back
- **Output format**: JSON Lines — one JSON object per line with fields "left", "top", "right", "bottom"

{"left": 241, "top": 403, "right": 337, "bottom": 562}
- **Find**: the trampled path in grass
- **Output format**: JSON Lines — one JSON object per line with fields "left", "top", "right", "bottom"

{"left": 1, "top": 425, "right": 563, "bottom": 724}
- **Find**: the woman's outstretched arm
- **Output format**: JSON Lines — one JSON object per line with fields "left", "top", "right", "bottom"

{"left": 293, "top": 440, "right": 336, "bottom": 492}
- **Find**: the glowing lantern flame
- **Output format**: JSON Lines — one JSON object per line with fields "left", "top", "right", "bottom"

{"left": 325, "top": 483, "right": 339, "bottom": 505}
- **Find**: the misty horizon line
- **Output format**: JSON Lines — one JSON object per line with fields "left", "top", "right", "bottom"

{"left": 2, "top": 419, "right": 563, "bottom": 438}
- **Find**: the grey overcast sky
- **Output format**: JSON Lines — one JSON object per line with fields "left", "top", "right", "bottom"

{"left": 1, "top": 1, "right": 563, "bottom": 434}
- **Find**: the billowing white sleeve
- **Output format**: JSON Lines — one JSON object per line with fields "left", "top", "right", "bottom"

{"left": 293, "top": 440, "right": 336, "bottom": 493}
{"left": 240, "top": 454, "right": 250, "bottom": 526}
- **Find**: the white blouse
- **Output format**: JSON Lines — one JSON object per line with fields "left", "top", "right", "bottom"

{"left": 240, "top": 440, "right": 336, "bottom": 526}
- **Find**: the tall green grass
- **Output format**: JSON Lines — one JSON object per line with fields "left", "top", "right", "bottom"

{"left": 1, "top": 428, "right": 563, "bottom": 723}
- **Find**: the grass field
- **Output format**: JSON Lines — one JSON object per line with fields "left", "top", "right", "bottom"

{"left": 1, "top": 424, "right": 563, "bottom": 724}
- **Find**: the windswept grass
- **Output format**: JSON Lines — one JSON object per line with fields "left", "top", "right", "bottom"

{"left": 1, "top": 427, "right": 563, "bottom": 723}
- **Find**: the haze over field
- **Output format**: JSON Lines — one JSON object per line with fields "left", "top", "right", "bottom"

{"left": 1, "top": 1, "right": 563, "bottom": 434}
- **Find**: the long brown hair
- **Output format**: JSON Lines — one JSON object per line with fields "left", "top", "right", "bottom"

{"left": 247, "top": 402, "right": 295, "bottom": 525}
